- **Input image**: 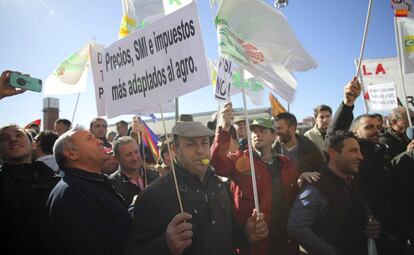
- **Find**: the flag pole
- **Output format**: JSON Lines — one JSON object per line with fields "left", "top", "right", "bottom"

{"left": 139, "top": 116, "right": 148, "bottom": 187}
{"left": 355, "top": 0, "right": 373, "bottom": 78}
{"left": 394, "top": 16, "right": 413, "bottom": 127}
{"left": 175, "top": 98, "right": 179, "bottom": 123}
{"left": 354, "top": 59, "right": 369, "bottom": 113}
{"left": 71, "top": 93, "right": 81, "bottom": 123}
{"left": 240, "top": 69, "right": 260, "bottom": 213}
{"left": 354, "top": 0, "right": 373, "bottom": 114}
{"left": 159, "top": 104, "right": 184, "bottom": 213}
{"left": 215, "top": 102, "right": 221, "bottom": 134}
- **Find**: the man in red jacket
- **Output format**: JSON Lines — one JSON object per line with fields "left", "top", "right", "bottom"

{"left": 211, "top": 103, "right": 302, "bottom": 255}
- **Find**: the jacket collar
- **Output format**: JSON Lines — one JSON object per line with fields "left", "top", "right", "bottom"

{"left": 1, "top": 162, "right": 34, "bottom": 178}
{"left": 114, "top": 168, "right": 144, "bottom": 183}
{"left": 173, "top": 161, "right": 213, "bottom": 187}
{"left": 312, "top": 125, "right": 323, "bottom": 136}
{"left": 63, "top": 167, "right": 107, "bottom": 182}
{"left": 253, "top": 148, "right": 278, "bottom": 165}
{"left": 1, "top": 161, "right": 55, "bottom": 179}
{"left": 323, "top": 166, "right": 353, "bottom": 187}
{"left": 386, "top": 128, "right": 409, "bottom": 143}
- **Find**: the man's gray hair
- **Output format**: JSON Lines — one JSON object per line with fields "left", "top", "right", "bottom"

{"left": 388, "top": 107, "right": 412, "bottom": 123}
{"left": 113, "top": 136, "right": 138, "bottom": 158}
{"left": 53, "top": 127, "right": 83, "bottom": 169}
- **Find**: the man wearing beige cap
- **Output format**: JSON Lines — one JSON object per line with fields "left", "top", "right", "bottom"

{"left": 123, "top": 121, "right": 268, "bottom": 255}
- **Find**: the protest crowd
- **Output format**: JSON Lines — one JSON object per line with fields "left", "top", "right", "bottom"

{"left": 1, "top": 67, "right": 414, "bottom": 255}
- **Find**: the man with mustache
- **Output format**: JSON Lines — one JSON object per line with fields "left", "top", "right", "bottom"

{"left": 124, "top": 121, "right": 268, "bottom": 255}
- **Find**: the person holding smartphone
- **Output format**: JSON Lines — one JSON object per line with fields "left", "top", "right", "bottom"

{"left": 0, "top": 70, "right": 27, "bottom": 100}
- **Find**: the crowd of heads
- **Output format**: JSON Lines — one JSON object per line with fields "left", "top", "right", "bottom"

{"left": 2, "top": 70, "right": 414, "bottom": 255}
{"left": 1, "top": 102, "right": 413, "bottom": 178}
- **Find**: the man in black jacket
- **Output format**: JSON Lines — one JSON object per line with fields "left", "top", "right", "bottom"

{"left": 390, "top": 127, "right": 414, "bottom": 252}
{"left": 0, "top": 124, "right": 59, "bottom": 255}
{"left": 327, "top": 77, "right": 399, "bottom": 255}
{"left": 90, "top": 117, "right": 112, "bottom": 148}
{"left": 109, "top": 136, "right": 158, "bottom": 206}
{"left": 288, "top": 130, "right": 381, "bottom": 255}
{"left": 123, "top": 121, "right": 268, "bottom": 255}
{"left": 46, "top": 129, "right": 131, "bottom": 255}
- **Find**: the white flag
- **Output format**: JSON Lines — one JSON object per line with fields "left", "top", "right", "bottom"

{"left": 43, "top": 43, "right": 90, "bottom": 95}
{"left": 118, "top": 0, "right": 193, "bottom": 38}
{"left": 216, "top": 0, "right": 317, "bottom": 102}
{"left": 397, "top": 17, "right": 414, "bottom": 74}
{"left": 119, "top": 0, "right": 165, "bottom": 38}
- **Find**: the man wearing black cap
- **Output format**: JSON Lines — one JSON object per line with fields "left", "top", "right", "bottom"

{"left": 123, "top": 121, "right": 268, "bottom": 255}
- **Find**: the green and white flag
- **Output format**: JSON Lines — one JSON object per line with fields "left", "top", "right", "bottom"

{"left": 209, "top": 58, "right": 264, "bottom": 105}
{"left": 163, "top": 0, "right": 193, "bottom": 15}
{"left": 216, "top": 0, "right": 317, "bottom": 102}
{"left": 43, "top": 43, "right": 90, "bottom": 95}
{"left": 231, "top": 71, "right": 265, "bottom": 106}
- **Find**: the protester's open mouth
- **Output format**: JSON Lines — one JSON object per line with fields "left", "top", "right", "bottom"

{"left": 11, "top": 144, "right": 23, "bottom": 150}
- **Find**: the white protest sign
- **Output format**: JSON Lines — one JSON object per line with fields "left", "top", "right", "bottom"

{"left": 91, "top": 43, "right": 176, "bottom": 117}
{"left": 215, "top": 56, "right": 234, "bottom": 102}
{"left": 90, "top": 43, "right": 106, "bottom": 116}
{"left": 358, "top": 57, "right": 414, "bottom": 111}
{"left": 102, "top": 2, "right": 210, "bottom": 118}
{"left": 367, "top": 82, "right": 398, "bottom": 111}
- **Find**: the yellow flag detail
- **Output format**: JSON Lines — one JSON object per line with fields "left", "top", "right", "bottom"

{"left": 269, "top": 93, "right": 286, "bottom": 117}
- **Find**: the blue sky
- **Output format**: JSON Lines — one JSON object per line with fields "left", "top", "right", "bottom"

{"left": 0, "top": 0, "right": 397, "bottom": 128}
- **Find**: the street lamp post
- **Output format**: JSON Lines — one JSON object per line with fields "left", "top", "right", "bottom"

{"left": 274, "top": 0, "right": 288, "bottom": 8}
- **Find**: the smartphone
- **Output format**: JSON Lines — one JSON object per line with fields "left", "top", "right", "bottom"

{"left": 9, "top": 72, "right": 42, "bottom": 92}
